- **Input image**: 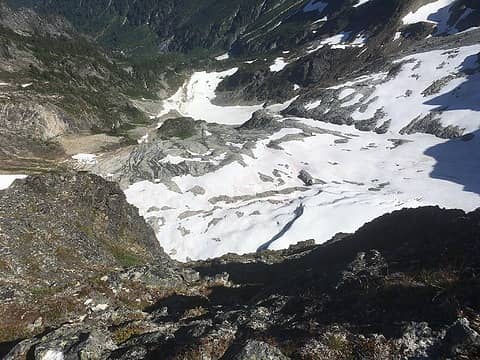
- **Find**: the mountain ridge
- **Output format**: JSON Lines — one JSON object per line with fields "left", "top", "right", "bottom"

{"left": 0, "top": 1, "right": 479, "bottom": 358}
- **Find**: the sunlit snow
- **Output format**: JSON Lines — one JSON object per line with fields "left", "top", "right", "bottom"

{"left": 353, "top": 0, "right": 372, "bottom": 8}
{"left": 157, "top": 68, "right": 264, "bottom": 125}
{"left": 270, "top": 57, "right": 289, "bottom": 72}
{"left": 0, "top": 174, "right": 27, "bottom": 190}
{"left": 125, "top": 43, "right": 480, "bottom": 261}
{"left": 403, "top": 0, "right": 458, "bottom": 34}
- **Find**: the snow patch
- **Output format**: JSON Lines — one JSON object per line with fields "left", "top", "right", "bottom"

{"left": 72, "top": 153, "right": 97, "bottom": 165}
{"left": 157, "top": 68, "right": 264, "bottom": 125}
{"left": 353, "top": 0, "right": 372, "bottom": 8}
{"left": 338, "top": 88, "right": 356, "bottom": 100}
{"left": 402, "top": 0, "right": 458, "bottom": 34}
{"left": 0, "top": 174, "right": 27, "bottom": 190}
{"left": 92, "top": 304, "right": 109, "bottom": 312}
{"left": 40, "top": 350, "right": 64, "bottom": 360}
{"left": 270, "top": 57, "right": 289, "bottom": 72}
{"left": 215, "top": 53, "right": 229, "bottom": 61}
{"left": 307, "top": 31, "right": 367, "bottom": 53}
{"left": 305, "top": 100, "right": 322, "bottom": 110}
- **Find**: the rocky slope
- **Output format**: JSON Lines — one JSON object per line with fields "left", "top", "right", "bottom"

{"left": 1, "top": 173, "right": 479, "bottom": 359}
{"left": 0, "top": 2, "right": 479, "bottom": 358}
{"left": 8, "top": 0, "right": 318, "bottom": 57}
{"left": 215, "top": 0, "right": 480, "bottom": 104}
{"left": 0, "top": 1, "right": 164, "bottom": 170}
{"left": 11, "top": 0, "right": 480, "bottom": 59}
{"left": 0, "top": 172, "right": 184, "bottom": 344}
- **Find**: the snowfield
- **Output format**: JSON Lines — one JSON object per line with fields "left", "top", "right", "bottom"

{"left": 157, "top": 68, "right": 264, "bottom": 125}
{"left": 402, "top": 0, "right": 464, "bottom": 35}
{"left": 345, "top": 44, "right": 480, "bottom": 134}
{"left": 0, "top": 174, "right": 27, "bottom": 190}
{"left": 123, "top": 45, "right": 480, "bottom": 262}
{"left": 126, "top": 117, "right": 479, "bottom": 261}
{"left": 72, "top": 153, "right": 98, "bottom": 165}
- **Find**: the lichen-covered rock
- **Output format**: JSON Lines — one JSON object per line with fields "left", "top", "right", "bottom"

{"left": 231, "top": 340, "right": 289, "bottom": 360}
{"left": 0, "top": 172, "right": 181, "bottom": 343}
{"left": 158, "top": 117, "right": 199, "bottom": 140}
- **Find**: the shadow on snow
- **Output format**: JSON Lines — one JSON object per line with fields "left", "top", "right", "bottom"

{"left": 424, "top": 54, "right": 480, "bottom": 195}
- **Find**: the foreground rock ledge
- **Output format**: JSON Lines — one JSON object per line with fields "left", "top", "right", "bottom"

{"left": 1, "top": 172, "right": 479, "bottom": 359}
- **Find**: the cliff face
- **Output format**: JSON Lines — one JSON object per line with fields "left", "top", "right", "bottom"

{"left": 1, "top": 173, "right": 479, "bottom": 359}
{"left": 0, "top": 1, "right": 479, "bottom": 358}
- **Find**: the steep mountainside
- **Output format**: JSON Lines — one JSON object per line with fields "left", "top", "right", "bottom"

{"left": 5, "top": 0, "right": 478, "bottom": 261}
{"left": 9, "top": 0, "right": 480, "bottom": 59}
{"left": 0, "top": 173, "right": 180, "bottom": 343}
{"left": 0, "top": 1, "right": 173, "bottom": 171}
{"left": 1, "top": 174, "right": 479, "bottom": 359}
{"left": 4, "top": 0, "right": 479, "bottom": 169}
{"left": 0, "top": 1, "right": 480, "bottom": 359}
{"left": 9, "top": 0, "right": 316, "bottom": 57}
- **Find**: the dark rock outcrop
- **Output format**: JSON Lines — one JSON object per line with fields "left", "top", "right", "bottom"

{"left": 158, "top": 117, "right": 199, "bottom": 139}
{"left": 400, "top": 113, "right": 465, "bottom": 139}
{"left": 238, "top": 110, "right": 281, "bottom": 131}
{"left": 298, "top": 169, "right": 314, "bottom": 186}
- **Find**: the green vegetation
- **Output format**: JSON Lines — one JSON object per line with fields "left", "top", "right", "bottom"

{"left": 8, "top": 0, "right": 308, "bottom": 56}
{"left": 417, "top": 269, "right": 459, "bottom": 288}
{"left": 326, "top": 334, "right": 351, "bottom": 354}
{"left": 0, "top": 24, "right": 165, "bottom": 135}
{"left": 113, "top": 324, "right": 147, "bottom": 344}
{"left": 109, "top": 245, "right": 145, "bottom": 268}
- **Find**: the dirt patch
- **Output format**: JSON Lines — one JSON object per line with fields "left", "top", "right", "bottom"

{"left": 58, "top": 133, "right": 123, "bottom": 156}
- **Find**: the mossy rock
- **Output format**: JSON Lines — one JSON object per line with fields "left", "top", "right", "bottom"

{"left": 158, "top": 117, "right": 199, "bottom": 139}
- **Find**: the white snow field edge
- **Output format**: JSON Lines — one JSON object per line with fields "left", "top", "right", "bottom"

{"left": 402, "top": 0, "right": 472, "bottom": 35}
{"left": 125, "top": 45, "right": 480, "bottom": 262}
{"left": 348, "top": 44, "right": 480, "bottom": 134}
{"left": 157, "top": 68, "right": 264, "bottom": 125}
{"left": 0, "top": 174, "right": 27, "bottom": 190}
